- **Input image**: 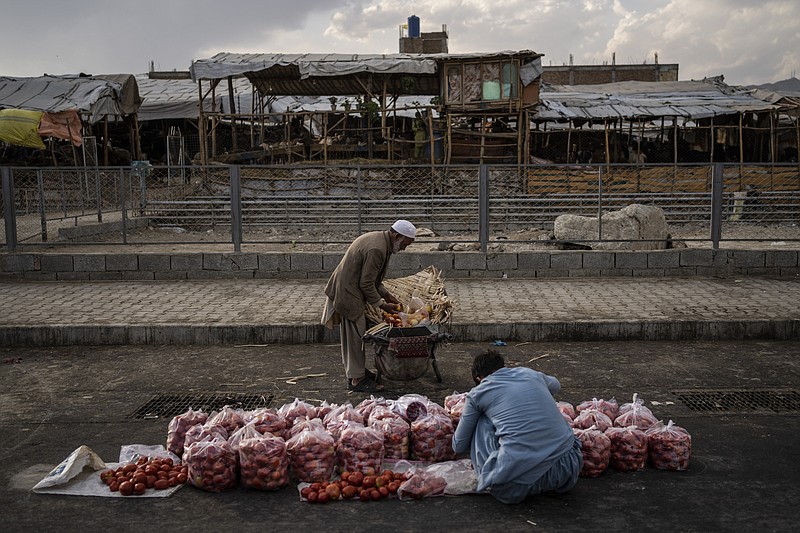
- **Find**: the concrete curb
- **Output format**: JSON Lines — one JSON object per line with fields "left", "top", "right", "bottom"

{"left": 2, "top": 319, "right": 797, "bottom": 346}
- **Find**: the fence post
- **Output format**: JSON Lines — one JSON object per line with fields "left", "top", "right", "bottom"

{"left": 119, "top": 168, "right": 128, "bottom": 244}
{"left": 37, "top": 170, "right": 47, "bottom": 242}
{"left": 2, "top": 167, "right": 17, "bottom": 251}
{"left": 95, "top": 168, "right": 103, "bottom": 222}
{"left": 357, "top": 166, "right": 363, "bottom": 235}
{"left": 139, "top": 166, "right": 147, "bottom": 217}
{"left": 597, "top": 166, "right": 604, "bottom": 240}
{"left": 479, "top": 164, "right": 489, "bottom": 253}
{"left": 230, "top": 164, "right": 242, "bottom": 253}
{"left": 710, "top": 163, "right": 724, "bottom": 249}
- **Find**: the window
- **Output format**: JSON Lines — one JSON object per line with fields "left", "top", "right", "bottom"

{"left": 443, "top": 60, "right": 519, "bottom": 105}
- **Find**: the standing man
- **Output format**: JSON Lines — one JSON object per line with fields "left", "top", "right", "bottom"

{"left": 452, "top": 350, "right": 583, "bottom": 504}
{"left": 322, "top": 220, "right": 416, "bottom": 392}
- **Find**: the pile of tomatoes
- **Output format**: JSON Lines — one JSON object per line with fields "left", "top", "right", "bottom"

{"left": 99, "top": 456, "right": 188, "bottom": 496}
{"left": 300, "top": 468, "right": 409, "bottom": 504}
{"left": 382, "top": 311, "right": 403, "bottom": 327}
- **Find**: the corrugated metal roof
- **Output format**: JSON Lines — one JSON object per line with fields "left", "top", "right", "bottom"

{"left": 536, "top": 79, "right": 781, "bottom": 121}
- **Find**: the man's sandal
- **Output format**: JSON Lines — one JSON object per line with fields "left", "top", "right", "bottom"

{"left": 347, "top": 374, "right": 385, "bottom": 393}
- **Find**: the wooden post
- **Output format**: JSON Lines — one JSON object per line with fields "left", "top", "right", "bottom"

{"left": 480, "top": 114, "right": 486, "bottom": 164}
{"left": 427, "top": 108, "right": 435, "bottom": 165}
{"left": 709, "top": 117, "right": 714, "bottom": 164}
{"left": 523, "top": 110, "right": 530, "bottom": 165}
{"left": 673, "top": 119, "right": 678, "bottom": 186}
{"left": 197, "top": 80, "right": 206, "bottom": 165}
{"left": 227, "top": 76, "right": 238, "bottom": 152}
{"left": 739, "top": 112, "right": 744, "bottom": 179}
{"left": 517, "top": 109, "right": 524, "bottom": 166}
{"left": 446, "top": 112, "right": 452, "bottom": 165}
{"left": 795, "top": 114, "right": 800, "bottom": 180}
{"left": 103, "top": 116, "right": 109, "bottom": 166}
{"left": 211, "top": 83, "right": 218, "bottom": 158}
{"left": 132, "top": 114, "right": 142, "bottom": 160}
{"left": 323, "top": 112, "right": 328, "bottom": 165}
{"left": 566, "top": 121, "right": 572, "bottom": 163}
{"left": 770, "top": 111, "right": 775, "bottom": 186}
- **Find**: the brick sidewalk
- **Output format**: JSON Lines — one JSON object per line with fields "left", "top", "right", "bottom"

{"left": 1, "top": 276, "right": 798, "bottom": 345}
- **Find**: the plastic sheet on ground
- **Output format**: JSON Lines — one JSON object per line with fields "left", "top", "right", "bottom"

{"left": 32, "top": 445, "right": 183, "bottom": 498}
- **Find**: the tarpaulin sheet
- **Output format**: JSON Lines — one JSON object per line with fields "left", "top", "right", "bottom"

{"left": 39, "top": 110, "right": 83, "bottom": 146}
{"left": 0, "top": 108, "right": 45, "bottom": 149}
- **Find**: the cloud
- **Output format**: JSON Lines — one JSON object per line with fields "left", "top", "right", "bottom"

{"left": 0, "top": 0, "right": 797, "bottom": 85}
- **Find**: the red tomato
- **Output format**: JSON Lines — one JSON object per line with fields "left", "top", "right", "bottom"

{"left": 118, "top": 481, "right": 134, "bottom": 496}
{"left": 325, "top": 484, "right": 341, "bottom": 500}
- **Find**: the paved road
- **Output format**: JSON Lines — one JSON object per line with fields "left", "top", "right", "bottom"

{"left": 1, "top": 340, "right": 798, "bottom": 532}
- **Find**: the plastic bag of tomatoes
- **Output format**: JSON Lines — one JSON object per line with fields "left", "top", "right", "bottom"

{"left": 286, "top": 428, "right": 336, "bottom": 483}
{"left": 183, "top": 437, "right": 237, "bottom": 492}
{"left": 238, "top": 434, "right": 289, "bottom": 491}
{"left": 336, "top": 423, "right": 384, "bottom": 475}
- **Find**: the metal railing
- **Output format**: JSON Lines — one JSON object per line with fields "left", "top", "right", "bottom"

{"left": 2, "top": 162, "right": 799, "bottom": 251}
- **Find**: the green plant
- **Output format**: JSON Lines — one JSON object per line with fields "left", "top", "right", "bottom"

{"left": 400, "top": 76, "right": 416, "bottom": 94}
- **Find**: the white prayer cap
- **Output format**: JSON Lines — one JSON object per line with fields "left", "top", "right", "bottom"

{"left": 391, "top": 219, "right": 416, "bottom": 239}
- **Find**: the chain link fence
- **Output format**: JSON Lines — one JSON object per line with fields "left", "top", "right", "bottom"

{"left": 2, "top": 162, "right": 798, "bottom": 250}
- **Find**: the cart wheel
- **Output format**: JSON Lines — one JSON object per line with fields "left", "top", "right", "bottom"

{"left": 431, "top": 358, "right": 443, "bottom": 383}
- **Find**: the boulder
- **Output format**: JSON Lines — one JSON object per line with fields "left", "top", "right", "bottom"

{"left": 553, "top": 204, "right": 670, "bottom": 250}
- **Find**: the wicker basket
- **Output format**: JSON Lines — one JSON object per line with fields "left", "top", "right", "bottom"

{"left": 364, "top": 265, "right": 454, "bottom": 327}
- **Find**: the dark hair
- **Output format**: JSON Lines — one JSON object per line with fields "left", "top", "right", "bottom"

{"left": 471, "top": 349, "right": 505, "bottom": 384}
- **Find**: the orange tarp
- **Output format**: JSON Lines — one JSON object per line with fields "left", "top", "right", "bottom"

{"left": 39, "top": 110, "right": 83, "bottom": 146}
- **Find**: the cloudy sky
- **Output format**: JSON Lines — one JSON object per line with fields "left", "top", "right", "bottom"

{"left": 2, "top": 0, "right": 797, "bottom": 86}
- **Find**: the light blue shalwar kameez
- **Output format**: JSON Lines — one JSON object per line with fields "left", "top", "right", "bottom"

{"left": 452, "top": 367, "right": 582, "bottom": 504}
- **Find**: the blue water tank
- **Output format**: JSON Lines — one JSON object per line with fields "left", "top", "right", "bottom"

{"left": 408, "top": 15, "right": 420, "bottom": 38}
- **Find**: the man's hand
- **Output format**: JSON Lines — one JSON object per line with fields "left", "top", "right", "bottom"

{"left": 380, "top": 302, "right": 402, "bottom": 313}
{"left": 384, "top": 293, "right": 402, "bottom": 306}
